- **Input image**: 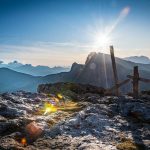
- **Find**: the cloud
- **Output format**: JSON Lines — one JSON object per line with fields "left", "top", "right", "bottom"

{"left": 0, "top": 41, "right": 96, "bottom": 55}
{"left": 0, "top": 44, "right": 42, "bottom": 53}
{"left": 0, "top": 39, "right": 149, "bottom": 66}
{"left": 34, "top": 41, "right": 94, "bottom": 49}
{"left": 0, "top": 41, "right": 93, "bottom": 66}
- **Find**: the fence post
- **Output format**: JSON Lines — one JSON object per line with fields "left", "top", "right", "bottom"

{"left": 133, "top": 66, "right": 139, "bottom": 98}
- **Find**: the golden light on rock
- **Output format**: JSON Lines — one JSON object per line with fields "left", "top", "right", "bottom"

{"left": 21, "top": 137, "right": 27, "bottom": 146}
{"left": 58, "top": 101, "right": 81, "bottom": 112}
{"left": 57, "top": 93, "right": 63, "bottom": 99}
{"left": 44, "top": 102, "right": 57, "bottom": 115}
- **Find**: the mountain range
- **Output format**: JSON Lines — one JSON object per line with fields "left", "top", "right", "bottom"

{"left": 0, "top": 61, "right": 70, "bottom": 76}
{"left": 0, "top": 53, "right": 150, "bottom": 93}
{"left": 124, "top": 56, "right": 150, "bottom": 64}
{"left": 0, "top": 68, "right": 39, "bottom": 92}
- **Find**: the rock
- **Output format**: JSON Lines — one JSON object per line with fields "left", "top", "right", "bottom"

{"left": 0, "top": 119, "right": 21, "bottom": 135}
{"left": 119, "top": 100, "right": 150, "bottom": 123}
{"left": 0, "top": 91, "right": 150, "bottom": 149}
{"left": 0, "top": 137, "right": 24, "bottom": 150}
{"left": 141, "top": 90, "right": 150, "bottom": 95}
{"left": 130, "top": 105, "right": 150, "bottom": 122}
{"left": 45, "top": 104, "right": 115, "bottom": 142}
{"left": 29, "top": 135, "right": 116, "bottom": 150}
{"left": 25, "top": 121, "right": 43, "bottom": 140}
{"left": 0, "top": 105, "right": 26, "bottom": 118}
{"left": 0, "top": 115, "right": 7, "bottom": 122}
{"left": 38, "top": 82, "right": 105, "bottom": 96}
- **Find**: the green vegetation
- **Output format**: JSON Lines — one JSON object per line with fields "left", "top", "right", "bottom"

{"left": 117, "top": 138, "right": 145, "bottom": 150}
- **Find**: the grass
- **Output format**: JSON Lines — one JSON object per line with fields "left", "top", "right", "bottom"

{"left": 117, "top": 138, "right": 145, "bottom": 150}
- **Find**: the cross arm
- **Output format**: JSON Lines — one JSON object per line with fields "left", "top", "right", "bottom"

{"left": 127, "top": 75, "right": 150, "bottom": 83}
{"left": 107, "top": 79, "right": 131, "bottom": 92}
{"left": 127, "top": 75, "right": 134, "bottom": 79}
{"left": 139, "top": 77, "right": 150, "bottom": 83}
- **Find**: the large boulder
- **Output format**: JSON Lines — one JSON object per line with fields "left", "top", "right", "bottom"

{"left": 119, "top": 98, "right": 150, "bottom": 123}
{"left": 38, "top": 82, "right": 106, "bottom": 99}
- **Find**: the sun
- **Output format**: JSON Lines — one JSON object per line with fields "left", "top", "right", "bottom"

{"left": 93, "top": 31, "right": 112, "bottom": 52}
{"left": 87, "top": 6, "right": 130, "bottom": 53}
{"left": 87, "top": 26, "right": 113, "bottom": 53}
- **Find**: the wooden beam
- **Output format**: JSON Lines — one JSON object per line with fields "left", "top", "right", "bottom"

{"left": 108, "top": 79, "right": 131, "bottom": 92}
{"left": 110, "top": 45, "right": 119, "bottom": 96}
{"left": 139, "top": 77, "right": 150, "bottom": 83}
{"left": 133, "top": 66, "right": 139, "bottom": 98}
{"left": 127, "top": 75, "right": 150, "bottom": 83}
{"left": 127, "top": 75, "right": 134, "bottom": 79}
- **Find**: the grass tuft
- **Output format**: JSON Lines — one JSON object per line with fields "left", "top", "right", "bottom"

{"left": 117, "top": 138, "right": 145, "bottom": 150}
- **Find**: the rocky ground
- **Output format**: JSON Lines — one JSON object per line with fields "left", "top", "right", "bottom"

{"left": 0, "top": 84, "right": 150, "bottom": 150}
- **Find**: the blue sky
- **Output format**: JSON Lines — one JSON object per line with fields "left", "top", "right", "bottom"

{"left": 0, "top": 0, "right": 150, "bottom": 66}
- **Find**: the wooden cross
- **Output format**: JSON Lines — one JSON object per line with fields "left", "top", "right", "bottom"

{"left": 107, "top": 46, "right": 150, "bottom": 98}
{"left": 127, "top": 66, "right": 150, "bottom": 98}
{"left": 110, "top": 46, "right": 120, "bottom": 96}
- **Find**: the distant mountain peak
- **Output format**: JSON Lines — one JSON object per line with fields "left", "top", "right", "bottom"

{"left": 0, "top": 60, "right": 70, "bottom": 76}
{"left": 124, "top": 56, "right": 150, "bottom": 64}
{"left": 85, "top": 52, "right": 97, "bottom": 65}
{"left": 7, "top": 60, "right": 23, "bottom": 68}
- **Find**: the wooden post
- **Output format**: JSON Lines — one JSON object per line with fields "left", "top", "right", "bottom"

{"left": 133, "top": 66, "right": 139, "bottom": 98}
{"left": 110, "top": 46, "right": 119, "bottom": 96}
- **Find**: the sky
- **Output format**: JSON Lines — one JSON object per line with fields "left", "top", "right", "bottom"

{"left": 0, "top": 0, "right": 150, "bottom": 66}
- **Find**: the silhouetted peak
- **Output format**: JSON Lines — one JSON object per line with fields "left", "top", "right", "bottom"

{"left": 71, "top": 62, "right": 79, "bottom": 71}
{"left": 0, "top": 60, "right": 3, "bottom": 64}
{"left": 70, "top": 62, "right": 84, "bottom": 74}
{"left": 85, "top": 52, "right": 97, "bottom": 65}
{"left": 25, "top": 64, "right": 32, "bottom": 66}
{"left": 8, "top": 60, "right": 19, "bottom": 64}
{"left": 13, "top": 60, "right": 18, "bottom": 64}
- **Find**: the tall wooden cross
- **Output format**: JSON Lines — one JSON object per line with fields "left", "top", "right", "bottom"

{"left": 110, "top": 46, "right": 119, "bottom": 96}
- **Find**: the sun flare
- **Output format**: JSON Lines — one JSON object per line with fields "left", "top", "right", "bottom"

{"left": 92, "top": 31, "right": 112, "bottom": 53}
{"left": 44, "top": 102, "right": 57, "bottom": 115}
{"left": 94, "top": 33, "right": 111, "bottom": 48}
{"left": 87, "top": 6, "right": 130, "bottom": 53}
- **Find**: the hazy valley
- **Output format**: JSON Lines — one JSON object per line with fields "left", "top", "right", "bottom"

{"left": 0, "top": 53, "right": 150, "bottom": 93}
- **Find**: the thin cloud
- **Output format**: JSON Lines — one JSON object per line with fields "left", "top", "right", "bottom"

{"left": 0, "top": 41, "right": 94, "bottom": 54}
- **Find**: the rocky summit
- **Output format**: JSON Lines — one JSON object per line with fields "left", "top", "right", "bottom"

{"left": 0, "top": 84, "right": 150, "bottom": 150}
